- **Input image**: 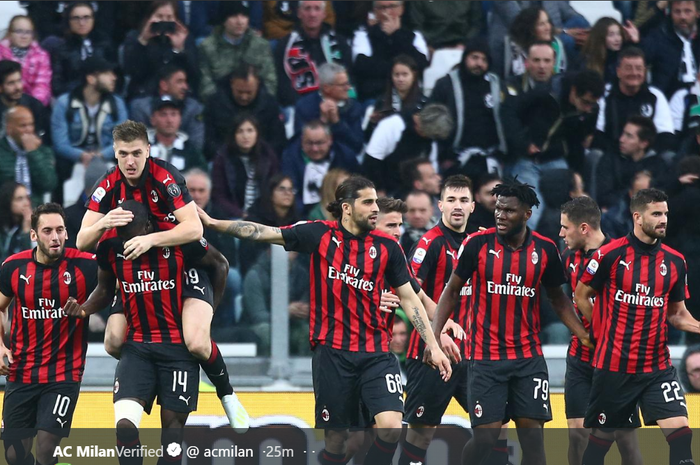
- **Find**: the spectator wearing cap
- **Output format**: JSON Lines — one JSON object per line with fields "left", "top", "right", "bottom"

{"left": 0, "top": 60, "right": 50, "bottom": 145}
{"left": 351, "top": 1, "right": 429, "bottom": 102}
{"left": 274, "top": 0, "right": 352, "bottom": 107}
{"left": 429, "top": 39, "right": 506, "bottom": 181}
{"left": 51, "top": 56, "right": 127, "bottom": 200}
{"left": 198, "top": 2, "right": 276, "bottom": 100}
{"left": 64, "top": 157, "right": 108, "bottom": 250}
{"left": 48, "top": 2, "right": 116, "bottom": 97}
{"left": 129, "top": 64, "right": 204, "bottom": 152}
{"left": 147, "top": 95, "right": 206, "bottom": 173}
{"left": 293, "top": 62, "right": 364, "bottom": 154}
{"left": 204, "top": 63, "right": 286, "bottom": 160}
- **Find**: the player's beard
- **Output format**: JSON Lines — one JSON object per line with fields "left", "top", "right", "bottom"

{"left": 642, "top": 220, "right": 666, "bottom": 239}
{"left": 37, "top": 240, "right": 64, "bottom": 261}
{"left": 353, "top": 213, "right": 376, "bottom": 233}
{"left": 499, "top": 221, "right": 525, "bottom": 239}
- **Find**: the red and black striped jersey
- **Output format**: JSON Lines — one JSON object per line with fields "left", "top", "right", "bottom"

{"left": 454, "top": 228, "right": 567, "bottom": 361}
{"left": 580, "top": 233, "right": 688, "bottom": 374}
{"left": 0, "top": 248, "right": 97, "bottom": 383}
{"left": 281, "top": 220, "right": 413, "bottom": 353}
{"left": 96, "top": 238, "right": 207, "bottom": 344}
{"left": 562, "top": 237, "right": 611, "bottom": 363}
{"left": 86, "top": 158, "right": 192, "bottom": 231}
{"left": 406, "top": 221, "right": 466, "bottom": 360}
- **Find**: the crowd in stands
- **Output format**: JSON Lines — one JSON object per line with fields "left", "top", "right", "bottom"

{"left": 2, "top": 0, "right": 700, "bottom": 354}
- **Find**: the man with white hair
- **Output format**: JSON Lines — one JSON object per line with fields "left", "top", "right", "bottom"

{"left": 274, "top": 0, "right": 352, "bottom": 107}
{"left": 293, "top": 62, "right": 364, "bottom": 154}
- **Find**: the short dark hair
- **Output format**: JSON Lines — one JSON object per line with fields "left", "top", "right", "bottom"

{"left": 670, "top": 1, "right": 700, "bottom": 12}
{"left": 117, "top": 200, "right": 151, "bottom": 239}
{"left": 113, "top": 120, "right": 149, "bottom": 145}
{"left": 0, "top": 60, "right": 21, "bottom": 86}
{"left": 630, "top": 188, "right": 668, "bottom": 214}
{"left": 490, "top": 177, "right": 540, "bottom": 208}
{"left": 561, "top": 196, "right": 601, "bottom": 230}
{"left": 31, "top": 203, "right": 66, "bottom": 231}
{"left": 158, "top": 64, "right": 187, "bottom": 84}
{"left": 441, "top": 175, "right": 473, "bottom": 199}
{"left": 626, "top": 115, "right": 657, "bottom": 147}
{"left": 678, "top": 155, "right": 700, "bottom": 177}
{"left": 474, "top": 173, "right": 502, "bottom": 194}
{"left": 377, "top": 197, "right": 408, "bottom": 215}
{"left": 400, "top": 158, "right": 432, "bottom": 187}
{"left": 527, "top": 40, "right": 555, "bottom": 57}
{"left": 326, "top": 176, "right": 375, "bottom": 219}
{"left": 572, "top": 69, "right": 605, "bottom": 99}
{"left": 617, "top": 46, "right": 646, "bottom": 67}
{"left": 405, "top": 189, "right": 432, "bottom": 202}
{"left": 229, "top": 62, "right": 260, "bottom": 83}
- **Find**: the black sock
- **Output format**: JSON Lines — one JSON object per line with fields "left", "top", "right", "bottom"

{"left": 582, "top": 435, "right": 613, "bottom": 465}
{"left": 199, "top": 341, "right": 233, "bottom": 399}
{"left": 364, "top": 437, "right": 398, "bottom": 465}
{"left": 667, "top": 427, "right": 693, "bottom": 465}
{"left": 21, "top": 453, "right": 35, "bottom": 465}
{"left": 484, "top": 439, "right": 509, "bottom": 465}
{"left": 398, "top": 440, "right": 428, "bottom": 465}
{"left": 36, "top": 460, "right": 57, "bottom": 465}
{"left": 116, "top": 427, "right": 143, "bottom": 465}
{"left": 157, "top": 428, "right": 183, "bottom": 465}
{"left": 318, "top": 449, "right": 348, "bottom": 465}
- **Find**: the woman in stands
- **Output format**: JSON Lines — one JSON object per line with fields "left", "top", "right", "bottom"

{"left": 0, "top": 181, "right": 31, "bottom": 263}
{"left": 580, "top": 17, "right": 640, "bottom": 84}
{"left": 505, "top": 7, "right": 566, "bottom": 79}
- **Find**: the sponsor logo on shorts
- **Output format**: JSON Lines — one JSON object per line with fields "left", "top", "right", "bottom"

{"left": 321, "top": 408, "right": 330, "bottom": 422}
{"left": 114, "top": 379, "right": 119, "bottom": 394}
{"left": 474, "top": 402, "right": 483, "bottom": 418}
{"left": 416, "top": 406, "right": 424, "bottom": 418}
{"left": 598, "top": 412, "right": 606, "bottom": 425}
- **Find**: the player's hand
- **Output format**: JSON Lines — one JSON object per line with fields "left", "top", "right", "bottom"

{"left": 0, "top": 345, "right": 13, "bottom": 376}
{"left": 197, "top": 206, "right": 214, "bottom": 228}
{"left": 123, "top": 235, "right": 154, "bottom": 261}
{"left": 379, "top": 290, "right": 400, "bottom": 313}
{"left": 64, "top": 297, "right": 86, "bottom": 318}
{"left": 442, "top": 319, "right": 465, "bottom": 340}
{"left": 440, "top": 333, "right": 461, "bottom": 364}
{"left": 424, "top": 345, "right": 452, "bottom": 382}
{"left": 100, "top": 207, "right": 134, "bottom": 230}
{"left": 580, "top": 334, "right": 594, "bottom": 350}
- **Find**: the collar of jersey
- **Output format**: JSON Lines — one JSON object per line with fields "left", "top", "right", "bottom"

{"left": 494, "top": 226, "right": 533, "bottom": 251}
{"left": 32, "top": 247, "right": 66, "bottom": 268}
{"left": 437, "top": 219, "right": 466, "bottom": 249}
{"left": 626, "top": 232, "right": 661, "bottom": 254}
{"left": 583, "top": 235, "right": 611, "bottom": 258}
{"left": 338, "top": 221, "right": 369, "bottom": 239}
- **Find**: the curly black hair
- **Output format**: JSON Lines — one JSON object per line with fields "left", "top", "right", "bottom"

{"left": 490, "top": 177, "right": 540, "bottom": 208}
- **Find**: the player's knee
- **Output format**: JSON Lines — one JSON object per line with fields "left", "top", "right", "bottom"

{"left": 184, "top": 336, "right": 210, "bottom": 360}
{"left": 472, "top": 427, "right": 500, "bottom": 448}
{"left": 114, "top": 400, "right": 144, "bottom": 429}
{"left": 568, "top": 427, "right": 589, "bottom": 447}
{"left": 36, "top": 439, "right": 61, "bottom": 464}
{"left": 104, "top": 335, "right": 122, "bottom": 359}
{"left": 324, "top": 429, "right": 350, "bottom": 450}
{"left": 406, "top": 426, "right": 436, "bottom": 450}
{"left": 376, "top": 426, "right": 401, "bottom": 443}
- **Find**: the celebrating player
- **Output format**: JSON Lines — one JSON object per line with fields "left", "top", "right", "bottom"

{"left": 559, "top": 196, "right": 642, "bottom": 465}
{"left": 0, "top": 204, "right": 97, "bottom": 465}
{"left": 575, "top": 189, "right": 700, "bottom": 465}
{"left": 76, "top": 121, "right": 246, "bottom": 429}
{"left": 198, "top": 176, "right": 452, "bottom": 465}
{"left": 431, "top": 178, "right": 590, "bottom": 465}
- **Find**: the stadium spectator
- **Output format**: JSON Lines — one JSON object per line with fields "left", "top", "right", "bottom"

{"left": 147, "top": 95, "right": 206, "bottom": 172}
{"left": 489, "top": 1, "right": 588, "bottom": 78}
{"left": 24, "top": 1, "right": 119, "bottom": 43}
{"left": 367, "top": 54, "right": 426, "bottom": 133}
{"left": 307, "top": 167, "right": 349, "bottom": 220}
{"left": 633, "top": 0, "right": 670, "bottom": 34}
{"left": 0, "top": 181, "right": 31, "bottom": 263}
{"left": 594, "top": 47, "right": 676, "bottom": 154}
{"left": 293, "top": 62, "right": 364, "bottom": 154}
{"left": 241, "top": 174, "right": 300, "bottom": 276}
{"left": 466, "top": 173, "right": 501, "bottom": 233}
{"left": 429, "top": 38, "right": 506, "bottom": 181}
{"left": 198, "top": 2, "right": 276, "bottom": 100}
{"left": 48, "top": 2, "right": 116, "bottom": 97}
{"left": 176, "top": 0, "right": 221, "bottom": 42}
{"left": 504, "top": 7, "right": 567, "bottom": 79}
{"left": 64, "top": 158, "right": 107, "bottom": 250}
{"left": 579, "top": 17, "right": 640, "bottom": 84}
{"left": 400, "top": 190, "right": 435, "bottom": 253}
{"left": 0, "top": 16, "right": 52, "bottom": 106}
{"left": 51, "top": 56, "right": 127, "bottom": 201}
{"left": 204, "top": 64, "right": 286, "bottom": 159}
{"left": 398, "top": 157, "right": 441, "bottom": 202}
{"left": 406, "top": 0, "right": 482, "bottom": 51}
{"left": 185, "top": 168, "right": 241, "bottom": 333}
{"left": 390, "top": 311, "right": 410, "bottom": 362}
{"left": 364, "top": 103, "right": 452, "bottom": 196}
{"left": 129, "top": 65, "right": 204, "bottom": 152}
{"left": 211, "top": 114, "right": 279, "bottom": 219}
{"left": 263, "top": 1, "right": 337, "bottom": 40}
{"left": 351, "top": 1, "right": 429, "bottom": 102}
{"left": 596, "top": 116, "right": 670, "bottom": 210}
{"left": 274, "top": 0, "right": 352, "bottom": 107}
{"left": 537, "top": 168, "right": 577, "bottom": 242}
{"left": 642, "top": 0, "right": 700, "bottom": 98}
{"left": 0, "top": 106, "right": 57, "bottom": 208}
{"left": 122, "top": 0, "right": 199, "bottom": 100}
{"left": 680, "top": 345, "right": 700, "bottom": 392}
{"left": 281, "top": 120, "right": 359, "bottom": 214}
{"left": 0, "top": 60, "right": 50, "bottom": 144}
{"left": 601, "top": 170, "right": 651, "bottom": 238}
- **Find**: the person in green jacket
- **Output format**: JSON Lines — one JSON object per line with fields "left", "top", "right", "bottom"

{"left": 0, "top": 106, "right": 56, "bottom": 207}
{"left": 199, "top": 2, "right": 277, "bottom": 99}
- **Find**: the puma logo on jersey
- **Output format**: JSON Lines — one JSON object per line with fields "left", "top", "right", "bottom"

{"left": 163, "top": 174, "right": 173, "bottom": 184}
{"left": 446, "top": 251, "right": 457, "bottom": 260}
{"left": 489, "top": 249, "right": 501, "bottom": 259}
{"left": 19, "top": 274, "right": 31, "bottom": 284}
{"left": 56, "top": 418, "right": 67, "bottom": 428}
{"left": 422, "top": 237, "right": 432, "bottom": 245}
{"left": 193, "top": 286, "right": 205, "bottom": 295}
{"left": 179, "top": 395, "right": 191, "bottom": 406}
{"left": 620, "top": 260, "right": 631, "bottom": 271}
{"left": 569, "top": 263, "right": 578, "bottom": 273}
{"left": 331, "top": 237, "right": 342, "bottom": 247}
{"left": 116, "top": 254, "right": 126, "bottom": 260}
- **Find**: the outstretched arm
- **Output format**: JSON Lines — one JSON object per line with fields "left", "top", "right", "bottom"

{"left": 668, "top": 301, "right": 700, "bottom": 334}
{"left": 550, "top": 285, "right": 592, "bottom": 348}
{"left": 192, "top": 244, "right": 229, "bottom": 311}
{"left": 65, "top": 268, "right": 117, "bottom": 318}
{"left": 198, "top": 207, "right": 285, "bottom": 245}
{"left": 76, "top": 209, "right": 134, "bottom": 251}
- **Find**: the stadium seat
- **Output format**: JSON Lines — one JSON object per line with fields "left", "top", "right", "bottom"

{"left": 0, "top": 2, "right": 26, "bottom": 37}
{"left": 570, "top": 1, "right": 621, "bottom": 25}
{"left": 423, "top": 48, "right": 463, "bottom": 97}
